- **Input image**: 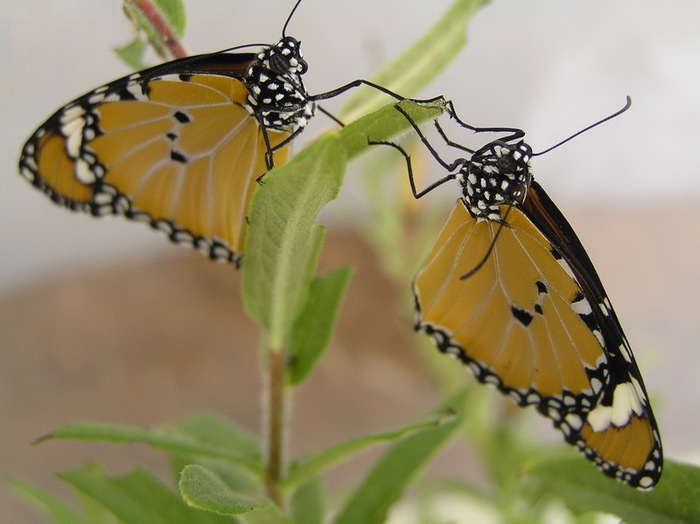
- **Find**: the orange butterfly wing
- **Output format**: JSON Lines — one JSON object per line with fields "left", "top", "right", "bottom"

{"left": 414, "top": 195, "right": 661, "bottom": 489}
{"left": 20, "top": 53, "right": 293, "bottom": 266}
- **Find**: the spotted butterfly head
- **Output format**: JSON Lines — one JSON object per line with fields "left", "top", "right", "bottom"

{"left": 252, "top": 36, "right": 308, "bottom": 76}
{"left": 459, "top": 139, "right": 533, "bottom": 220}
{"left": 245, "top": 36, "right": 314, "bottom": 131}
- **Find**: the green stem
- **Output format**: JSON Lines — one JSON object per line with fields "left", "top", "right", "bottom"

{"left": 264, "top": 346, "right": 287, "bottom": 507}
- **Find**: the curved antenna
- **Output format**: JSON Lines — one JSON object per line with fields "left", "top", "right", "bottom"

{"left": 533, "top": 96, "right": 632, "bottom": 157}
{"left": 282, "top": 0, "right": 305, "bottom": 37}
{"left": 219, "top": 42, "right": 269, "bottom": 53}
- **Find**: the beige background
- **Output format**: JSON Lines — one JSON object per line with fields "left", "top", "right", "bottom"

{"left": 2, "top": 1, "right": 699, "bottom": 522}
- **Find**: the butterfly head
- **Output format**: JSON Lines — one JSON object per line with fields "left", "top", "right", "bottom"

{"left": 268, "top": 37, "right": 308, "bottom": 75}
{"left": 459, "top": 140, "right": 533, "bottom": 220}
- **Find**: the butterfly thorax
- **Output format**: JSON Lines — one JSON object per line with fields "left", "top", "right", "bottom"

{"left": 458, "top": 140, "right": 533, "bottom": 221}
{"left": 246, "top": 36, "right": 316, "bottom": 132}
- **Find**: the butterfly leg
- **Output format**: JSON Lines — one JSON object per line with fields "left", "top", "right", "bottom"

{"left": 393, "top": 104, "right": 468, "bottom": 174}
{"left": 443, "top": 99, "right": 526, "bottom": 143}
{"left": 368, "top": 137, "right": 457, "bottom": 200}
{"left": 311, "top": 78, "right": 445, "bottom": 107}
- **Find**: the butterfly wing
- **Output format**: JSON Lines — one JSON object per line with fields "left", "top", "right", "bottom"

{"left": 19, "top": 52, "right": 292, "bottom": 266}
{"left": 414, "top": 191, "right": 661, "bottom": 489}
{"left": 522, "top": 181, "right": 662, "bottom": 489}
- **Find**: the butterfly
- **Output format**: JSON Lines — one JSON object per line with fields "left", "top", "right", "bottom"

{"left": 391, "top": 97, "right": 662, "bottom": 490}
{"left": 18, "top": 0, "right": 402, "bottom": 267}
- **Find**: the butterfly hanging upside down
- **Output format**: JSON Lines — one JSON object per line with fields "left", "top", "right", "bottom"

{"left": 18, "top": 0, "right": 410, "bottom": 267}
{"left": 388, "top": 98, "right": 662, "bottom": 490}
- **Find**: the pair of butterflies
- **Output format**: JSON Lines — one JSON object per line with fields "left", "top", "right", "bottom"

{"left": 18, "top": 1, "right": 661, "bottom": 490}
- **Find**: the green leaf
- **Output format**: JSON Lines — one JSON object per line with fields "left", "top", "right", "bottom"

{"left": 281, "top": 412, "right": 457, "bottom": 493}
{"left": 113, "top": 38, "right": 149, "bottom": 70}
{"left": 242, "top": 135, "right": 347, "bottom": 351}
{"left": 9, "top": 478, "right": 88, "bottom": 524}
{"left": 290, "top": 476, "right": 324, "bottom": 524}
{"left": 337, "top": 99, "right": 446, "bottom": 161}
{"left": 332, "top": 391, "right": 467, "bottom": 524}
{"left": 340, "top": 0, "right": 491, "bottom": 122}
{"left": 242, "top": 99, "right": 443, "bottom": 352}
{"left": 59, "top": 465, "right": 224, "bottom": 524}
{"left": 168, "top": 412, "right": 263, "bottom": 491}
{"left": 46, "top": 419, "right": 261, "bottom": 474}
{"left": 526, "top": 455, "right": 700, "bottom": 523}
{"left": 288, "top": 267, "right": 353, "bottom": 386}
{"left": 179, "top": 465, "right": 287, "bottom": 522}
{"left": 170, "top": 454, "right": 262, "bottom": 496}
{"left": 176, "top": 412, "right": 261, "bottom": 462}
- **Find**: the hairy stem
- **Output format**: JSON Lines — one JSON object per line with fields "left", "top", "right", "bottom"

{"left": 124, "top": 0, "right": 188, "bottom": 59}
{"left": 264, "top": 346, "right": 287, "bottom": 506}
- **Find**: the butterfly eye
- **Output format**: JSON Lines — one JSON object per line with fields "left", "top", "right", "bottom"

{"left": 269, "top": 53, "right": 292, "bottom": 75}
{"left": 496, "top": 153, "right": 517, "bottom": 173}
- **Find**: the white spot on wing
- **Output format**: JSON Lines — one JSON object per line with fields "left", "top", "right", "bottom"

{"left": 556, "top": 256, "right": 577, "bottom": 280}
{"left": 619, "top": 342, "right": 633, "bottom": 363}
{"left": 571, "top": 297, "right": 593, "bottom": 316}
{"left": 75, "top": 158, "right": 95, "bottom": 184}
{"left": 587, "top": 381, "right": 644, "bottom": 432}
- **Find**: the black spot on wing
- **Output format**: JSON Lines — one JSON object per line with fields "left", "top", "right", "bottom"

{"left": 170, "top": 150, "right": 187, "bottom": 163}
{"left": 173, "top": 111, "right": 190, "bottom": 124}
{"left": 511, "top": 305, "right": 534, "bottom": 326}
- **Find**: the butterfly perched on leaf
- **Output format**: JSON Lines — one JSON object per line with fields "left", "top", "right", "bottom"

{"left": 18, "top": 0, "right": 401, "bottom": 267}
{"left": 393, "top": 98, "right": 662, "bottom": 490}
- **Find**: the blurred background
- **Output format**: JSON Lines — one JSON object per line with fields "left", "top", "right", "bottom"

{"left": 2, "top": 1, "right": 699, "bottom": 522}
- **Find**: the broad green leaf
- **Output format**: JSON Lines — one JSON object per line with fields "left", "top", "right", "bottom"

{"left": 288, "top": 267, "right": 353, "bottom": 386}
{"left": 179, "top": 465, "right": 278, "bottom": 519}
{"left": 176, "top": 411, "right": 261, "bottom": 461}
{"left": 282, "top": 410, "right": 457, "bottom": 494}
{"left": 242, "top": 135, "right": 347, "bottom": 351}
{"left": 170, "top": 454, "right": 262, "bottom": 495}
{"left": 9, "top": 478, "right": 88, "bottom": 524}
{"left": 526, "top": 456, "right": 700, "bottom": 524}
{"left": 112, "top": 468, "right": 229, "bottom": 524}
{"left": 332, "top": 391, "right": 467, "bottom": 524}
{"left": 46, "top": 420, "right": 260, "bottom": 474}
{"left": 242, "top": 100, "right": 443, "bottom": 352}
{"left": 290, "top": 476, "right": 324, "bottom": 524}
{"left": 60, "top": 465, "right": 223, "bottom": 524}
{"left": 340, "top": 0, "right": 491, "bottom": 122}
{"left": 168, "top": 412, "right": 264, "bottom": 491}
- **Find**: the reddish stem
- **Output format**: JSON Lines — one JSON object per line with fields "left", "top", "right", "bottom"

{"left": 127, "top": 0, "right": 188, "bottom": 59}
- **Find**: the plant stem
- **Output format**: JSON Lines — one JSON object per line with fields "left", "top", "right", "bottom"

{"left": 264, "top": 346, "right": 287, "bottom": 506}
{"left": 124, "top": 0, "right": 188, "bottom": 59}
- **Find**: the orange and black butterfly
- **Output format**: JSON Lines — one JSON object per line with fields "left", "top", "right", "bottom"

{"left": 18, "top": 0, "right": 398, "bottom": 267}
{"left": 392, "top": 98, "right": 662, "bottom": 490}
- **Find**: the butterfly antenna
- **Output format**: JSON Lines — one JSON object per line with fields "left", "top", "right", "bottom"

{"left": 534, "top": 96, "right": 632, "bottom": 156}
{"left": 282, "top": 0, "right": 304, "bottom": 37}
{"left": 460, "top": 204, "right": 514, "bottom": 280}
